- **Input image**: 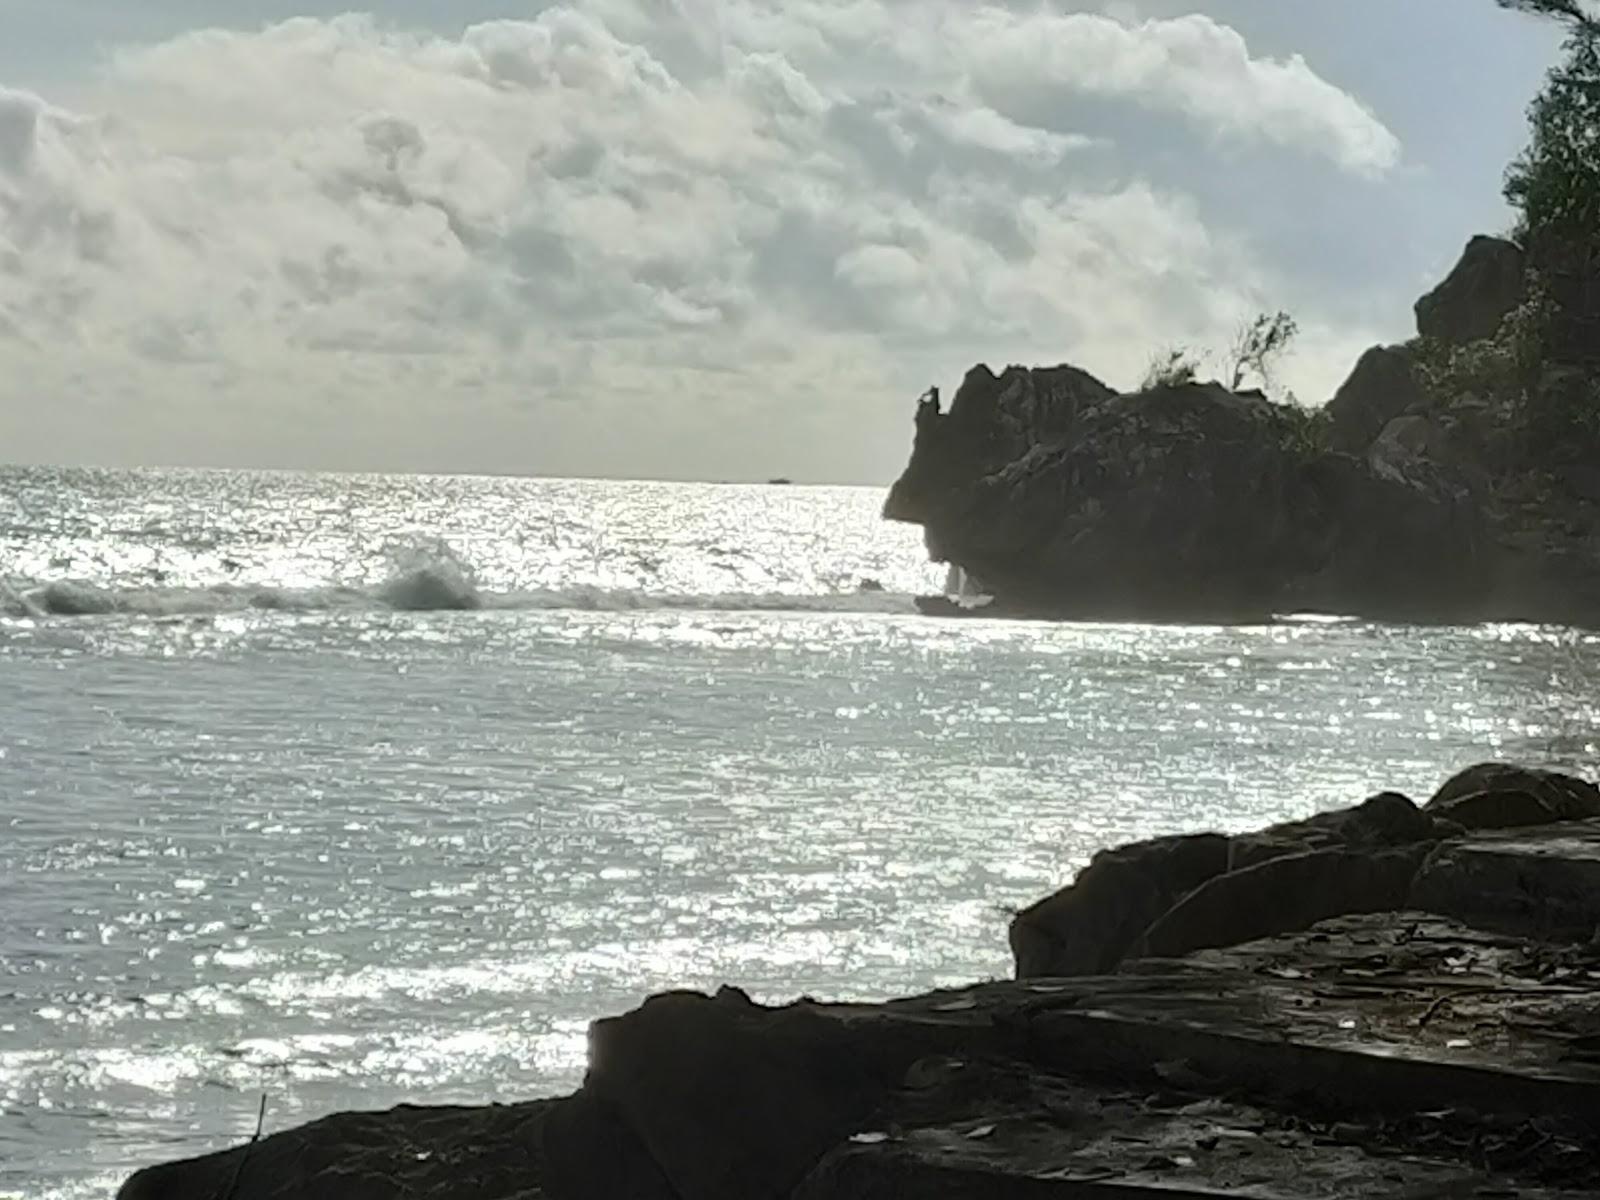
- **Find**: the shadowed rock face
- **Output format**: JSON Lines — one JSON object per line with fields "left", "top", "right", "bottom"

{"left": 1415, "top": 234, "right": 1527, "bottom": 345}
{"left": 887, "top": 231, "right": 1600, "bottom": 625}
{"left": 1010, "top": 765, "right": 1600, "bottom": 981}
{"left": 1326, "top": 344, "right": 1426, "bottom": 453}
{"left": 886, "top": 375, "right": 1488, "bottom": 621}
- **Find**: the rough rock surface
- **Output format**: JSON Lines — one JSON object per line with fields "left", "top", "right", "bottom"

{"left": 888, "top": 378, "right": 1488, "bottom": 622}
{"left": 1415, "top": 234, "right": 1527, "bottom": 344}
{"left": 117, "top": 1101, "right": 559, "bottom": 1200}
{"left": 120, "top": 763, "right": 1600, "bottom": 1200}
{"left": 1011, "top": 789, "right": 1446, "bottom": 978}
{"left": 887, "top": 234, "right": 1600, "bottom": 625}
{"left": 1325, "top": 344, "right": 1426, "bottom": 453}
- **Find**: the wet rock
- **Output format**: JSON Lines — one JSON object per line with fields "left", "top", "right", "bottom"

{"left": 1415, "top": 235, "right": 1527, "bottom": 344}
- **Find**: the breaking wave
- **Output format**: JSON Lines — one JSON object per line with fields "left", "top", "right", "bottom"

{"left": 0, "top": 539, "right": 920, "bottom": 620}
{"left": 0, "top": 580, "right": 920, "bottom": 620}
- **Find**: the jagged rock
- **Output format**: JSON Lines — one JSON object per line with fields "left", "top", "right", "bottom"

{"left": 888, "top": 373, "right": 1490, "bottom": 622}
{"left": 882, "top": 363, "right": 1115, "bottom": 531}
{"left": 1415, "top": 235, "right": 1527, "bottom": 344}
{"left": 1327, "top": 344, "right": 1427, "bottom": 452}
{"left": 1009, "top": 833, "right": 1230, "bottom": 978}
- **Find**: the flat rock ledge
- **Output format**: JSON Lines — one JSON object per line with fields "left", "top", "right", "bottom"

{"left": 119, "top": 764, "right": 1600, "bottom": 1199}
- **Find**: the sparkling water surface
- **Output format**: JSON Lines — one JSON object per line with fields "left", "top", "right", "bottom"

{"left": 3, "top": 466, "right": 1599, "bottom": 1198}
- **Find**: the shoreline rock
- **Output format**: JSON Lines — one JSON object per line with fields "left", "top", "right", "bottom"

{"left": 886, "top": 236, "right": 1600, "bottom": 627}
{"left": 116, "top": 762, "right": 1600, "bottom": 1199}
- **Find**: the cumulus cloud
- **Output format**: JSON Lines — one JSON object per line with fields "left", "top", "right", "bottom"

{"left": 959, "top": 10, "right": 1402, "bottom": 176}
{"left": 0, "top": 4, "right": 1402, "bottom": 479}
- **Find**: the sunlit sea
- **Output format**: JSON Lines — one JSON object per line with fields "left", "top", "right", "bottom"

{"left": 3, "top": 465, "right": 1599, "bottom": 1198}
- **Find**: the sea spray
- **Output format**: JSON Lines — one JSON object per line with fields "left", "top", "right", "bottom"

{"left": 374, "top": 539, "right": 486, "bottom": 612}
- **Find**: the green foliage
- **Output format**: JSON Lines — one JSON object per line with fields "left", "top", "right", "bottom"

{"left": 1225, "top": 311, "right": 1299, "bottom": 393}
{"left": 1503, "top": 21, "right": 1600, "bottom": 249}
{"left": 1280, "top": 403, "right": 1333, "bottom": 461}
{"left": 1414, "top": 284, "right": 1555, "bottom": 405}
{"left": 1138, "top": 311, "right": 1300, "bottom": 397}
{"left": 1141, "top": 347, "right": 1200, "bottom": 390}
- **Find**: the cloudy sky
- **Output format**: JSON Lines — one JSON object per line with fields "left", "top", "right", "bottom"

{"left": 0, "top": 1, "right": 1569, "bottom": 482}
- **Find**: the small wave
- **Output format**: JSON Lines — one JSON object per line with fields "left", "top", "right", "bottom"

{"left": 1, "top": 580, "right": 920, "bottom": 619}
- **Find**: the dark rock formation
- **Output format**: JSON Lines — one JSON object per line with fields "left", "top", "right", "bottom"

{"left": 883, "top": 363, "right": 1115, "bottom": 533}
{"left": 1415, "top": 234, "right": 1527, "bottom": 344}
{"left": 1011, "top": 768, "right": 1600, "bottom": 980}
{"left": 1326, "top": 344, "right": 1426, "bottom": 452}
{"left": 887, "top": 232, "right": 1600, "bottom": 625}
{"left": 1009, "top": 832, "right": 1231, "bottom": 978}
{"left": 1012, "top": 789, "right": 1447, "bottom": 978}
{"left": 1138, "top": 844, "right": 1430, "bottom": 959}
{"left": 120, "top": 763, "right": 1600, "bottom": 1200}
{"left": 887, "top": 377, "right": 1489, "bottom": 622}
{"left": 1428, "top": 761, "right": 1600, "bottom": 821}
{"left": 117, "top": 1101, "right": 559, "bottom": 1200}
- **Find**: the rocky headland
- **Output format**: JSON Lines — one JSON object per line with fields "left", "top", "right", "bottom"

{"left": 885, "top": 235, "right": 1600, "bottom": 625}
{"left": 119, "top": 761, "right": 1600, "bottom": 1198}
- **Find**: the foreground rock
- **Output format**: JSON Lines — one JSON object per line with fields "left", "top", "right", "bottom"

{"left": 119, "top": 763, "right": 1600, "bottom": 1199}
{"left": 885, "top": 235, "right": 1600, "bottom": 625}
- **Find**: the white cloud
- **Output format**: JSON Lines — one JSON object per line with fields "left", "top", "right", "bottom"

{"left": 959, "top": 9, "right": 1402, "bottom": 176}
{"left": 0, "top": 4, "right": 1402, "bottom": 479}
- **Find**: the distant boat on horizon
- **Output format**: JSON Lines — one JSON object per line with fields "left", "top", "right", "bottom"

{"left": 767, "top": 477, "right": 793, "bottom": 485}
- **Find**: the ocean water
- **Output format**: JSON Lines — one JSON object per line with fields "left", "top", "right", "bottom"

{"left": 3, "top": 465, "right": 1600, "bottom": 1199}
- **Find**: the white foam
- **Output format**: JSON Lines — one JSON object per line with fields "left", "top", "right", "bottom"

{"left": 2, "top": 580, "right": 921, "bottom": 619}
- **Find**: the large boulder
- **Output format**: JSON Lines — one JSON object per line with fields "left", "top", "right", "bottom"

{"left": 1415, "top": 235, "right": 1526, "bottom": 345}
{"left": 1009, "top": 832, "right": 1230, "bottom": 978}
{"left": 1425, "top": 762, "right": 1600, "bottom": 825}
{"left": 565, "top": 987, "right": 885, "bottom": 1200}
{"left": 1326, "top": 344, "right": 1426, "bottom": 453}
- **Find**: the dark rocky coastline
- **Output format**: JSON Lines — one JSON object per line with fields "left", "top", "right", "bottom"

{"left": 886, "top": 235, "right": 1600, "bottom": 625}
{"left": 119, "top": 762, "right": 1600, "bottom": 1198}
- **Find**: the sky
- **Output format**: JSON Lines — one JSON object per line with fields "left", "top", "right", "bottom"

{"left": 0, "top": 1, "right": 1572, "bottom": 482}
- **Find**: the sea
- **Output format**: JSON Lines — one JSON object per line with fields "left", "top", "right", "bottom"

{"left": 3, "top": 464, "right": 1599, "bottom": 1198}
